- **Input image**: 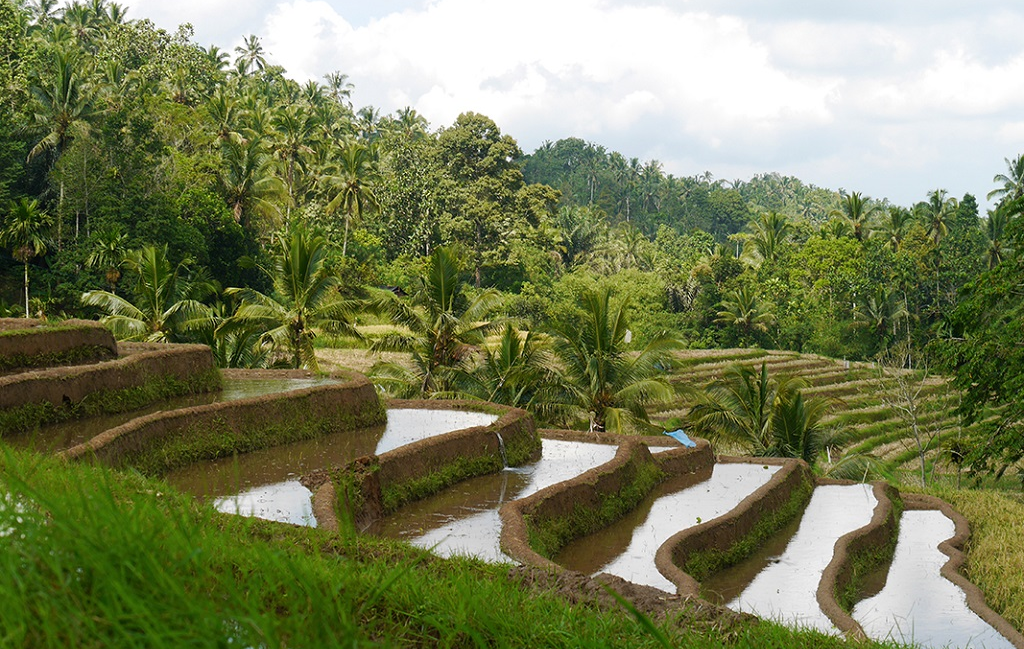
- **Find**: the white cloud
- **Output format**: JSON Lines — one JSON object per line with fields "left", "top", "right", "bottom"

{"left": 120, "top": 0, "right": 1024, "bottom": 207}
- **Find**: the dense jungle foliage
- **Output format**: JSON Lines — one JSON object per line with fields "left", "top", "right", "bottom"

{"left": 1, "top": 0, "right": 1023, "bottom": 473}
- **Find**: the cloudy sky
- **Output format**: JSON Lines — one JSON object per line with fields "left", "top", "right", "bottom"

{"left": 120, "top": 0, "right": 1024, "bottom": 209}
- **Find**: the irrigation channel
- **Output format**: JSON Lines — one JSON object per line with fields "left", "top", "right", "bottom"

{"left": 372, "top": 438, "right": 619, "bottom": 561}
{"left": 555, "top": 462, "right": 779, "bottom": 592}
{"left": 165, "top": 406, "right": 499, "bottom": 526}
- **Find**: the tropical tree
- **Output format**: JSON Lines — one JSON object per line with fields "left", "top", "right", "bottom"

{"left": 686, "top": 362, "right": 837, "bottom": 464}
{"left": 324, "top": 141, "right": 380, "bottom": 258}
{"left": 746, "top": 211, "right": 792, "bottom": 265}
{"left": 81, "top": 245, "right": 216, "bottom": 342}
{"left": 370, "top": 246, "right": 501, "bottom": 397}
{"left": 853, "top": 285, "right": 909, "bottom": 345}
{"left": 715, "top": 285, "right": 774, "bottom": 346}
{"left": 85, "top": 227, "right": 127, "bottom": 290}
{"left": 916, "top": 188, "right": 958, "bottom": 248}
{"left": 548, "top": 287, "right": 679, "bottom": 433}
{"left": 234, "top": 34, "right": 267, "bottom": 76}
{"left": 832, "top": 191, "right": 878, "bottom": 242}
{"left": 453, "top": 324, "right": 556, "bottom": 411}
{"left": 1, "top": 198, "right": 53, "bottom": 318}
{"left": 987, "top": 154, "right": 1024, "bottom": 206}
{"left": 221, "top": 222, "right": 359, "bottom": 370}
{"left": 26, "top": 47, "right": 96, "bottom": 243}
{"left": 873, "top": 206, "right": 914, "bottom": 252}
{"left": 983, "top": 206, "right": 1014, "bottom": 269}
{"left": 218, "top": 135, "right": 286, "bottom": 229}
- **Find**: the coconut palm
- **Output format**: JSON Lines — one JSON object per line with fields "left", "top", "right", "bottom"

{"left": 853, "top": 285, "right": 910, "bottom": 343}
{"left": 324, "top": 141, "right": 381, "bottom": 258}
{"left": 370, "top": 246, "right": 501, "bottom": 397}
{"left": 221, "top": 222, "right": 359, "bottom": 371}
{"left": 234, "top": 34, "right": 267, "bottom": 76}
{"left": 548, "top": 287, "right": 679, "bottom": 433}
{"left": 987, "top": 154, "right": 1024, "bottom": 205}
{"left": 873, "top": 206, "right": 914, "bottom": 252}
{"left": 715, "top": 285, "right": 774, "bottom": 346}
{"left": 747, "top": 211, "right": 792, "bottom": 265}
{"left": 81, "top": 245, "right": 216, "bottom": 342}
{"left": 1, "top": 198, "right": 53, "bottom": 318}
{"left": 218, "top": 135, "right": 286, "bottom": 229}
{"left": 453, "top": 324, "right": 556, "bottom": 411}
{"left": 916, "top": 188, "right": 957, "bottom": 248}
{"left": 831, "top": 191, "right": 879, "bottom": 242}
{"left": 983, "top": 206, "right": 1015, "bottom": 270}
{"left": 686, "top": 362, "right": 838, "bottom": 464}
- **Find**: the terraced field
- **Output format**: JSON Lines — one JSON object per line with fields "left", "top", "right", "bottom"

{"left": 653, "top": 348, "right": 975, "bottom": 484}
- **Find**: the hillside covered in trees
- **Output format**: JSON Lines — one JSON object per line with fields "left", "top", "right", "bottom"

{"left": 2, "top": 1, "right": 1024, "bottom": 474}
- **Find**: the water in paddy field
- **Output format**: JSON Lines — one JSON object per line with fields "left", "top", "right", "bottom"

{"left": 555, "top": 462, "right": 780, "bottom": 592}
{"left": 708, "top": 483, "right": 877, "bottom": 635}
{"left": 372, "top": 439, "right": 619, "bottom": 562}
{"left": 852, "top": 510, "right": 1016, "bottom": 649}
{"left": 5, "top": 376, "right": 342, "bottom": 453}
{"left": 165, "top": 408, "right": 499, "bottom": 527}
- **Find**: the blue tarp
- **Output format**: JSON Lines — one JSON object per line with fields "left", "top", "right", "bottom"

{"left": 663, "top": 429, "right": 697, "bottom": 448}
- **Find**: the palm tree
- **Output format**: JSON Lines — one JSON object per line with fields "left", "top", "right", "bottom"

{"left": 853, "top": 286, "right": 910, "bottom": 343}
{"left": 686, "top": 362, "right": 836, "bottom": 464}
{"left": 873, "top": 206, "right": 914, "bottom": 252}
{"left": 234, "top": 34, "right": 267, "bottom": 76}
{"left": 26, "top": 47, "right": 96, "bottom": 244}
{"left": 453, "top": 324, "right": 556, "bottom": 411}
{"left": 715, "top": 285, "right": 774, "bottom": 346}
{"left": 85, "top": 227, "right": 128, "bottom": 291}
{"left": 916, "top": 188, "right": 957, "bottom": 248}
{"left": 548, "top": 288, "right": 679, "bottom": 433}
{"left": 271, "top": 103, "right": 315, "bottom": 221}
{"left": 747, "top": 211, "right": 792, "bottom": 265}
{"left": 916, "top": 189, "right": 958, "bottom": 306}
{"left": 370, "top": 246, "right": 501, "bottom": 397}
{"left": 324, "top": 141, "right": 381, "bottom": 258}
{"left": 323, "top": 71, "right": 353, "bottom": 106}
{"left": 982, "top": 206, "right": 1015, "bottom": 269}
{"left": 987, "top": 154, "right": 1024, "bottom": 205}
{"left": 1, "top": 198, "right": 53, "bottom": 318}
{"left": 81, "top": 245, "right": 216, "bottom": 342}
{"left": 221, "top": 223, "right": 359, "bottom": 371}
{"left": 218, "top": 135, "right": 285, "bottom": 229}
{"left": 831, "top": 191, "right": 878, "bottom": 242}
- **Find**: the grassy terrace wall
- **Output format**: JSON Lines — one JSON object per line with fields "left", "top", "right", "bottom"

{"left": 500, "top": 433, "right": 714, "bottom": 570}
{"left": 0, "top": 342, "right": 219, "bottom": 436}
{"left": 655, "top": 457, "right": 814, "bottom": 597}
{"left": 0, "top": 318, "right": 117, "bottom": 372}
{"left": 60, "top": 371, "right": 385, "bottom": 476}
{"left": 322, "top": 401, "right": 540, "bottom": 531}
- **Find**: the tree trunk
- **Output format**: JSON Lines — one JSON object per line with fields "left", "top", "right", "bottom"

{"left": 23, "top": 261, "right": 29, "bottom": 318}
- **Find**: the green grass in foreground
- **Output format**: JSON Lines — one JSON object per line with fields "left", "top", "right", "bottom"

{"left": 0, "top": 447, "right": 907, "bottom": 649}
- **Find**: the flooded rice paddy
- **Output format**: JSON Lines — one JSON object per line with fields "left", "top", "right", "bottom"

{"left": 372, "top": 439, "right": 618, "bottom": 562}
{"left": 704, "top": 483, "right": 877, "bottom": 634}
{"left": 555, "top": 462, "right": 779, "bottom": 592}
{"left": 852, "top": 509, "right": 1015, "bottom": 649}
{"left": 165, "top": 408, "right": 499, "bottom": 526}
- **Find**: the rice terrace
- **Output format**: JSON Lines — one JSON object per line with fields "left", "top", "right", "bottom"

{"left": 4, "top": 1, "right": 1024, "bottom": 647}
